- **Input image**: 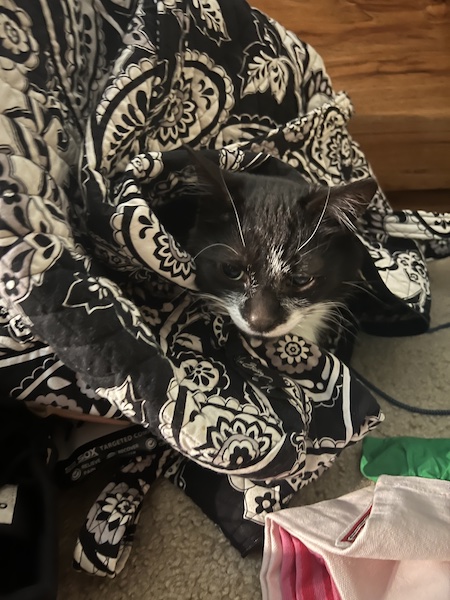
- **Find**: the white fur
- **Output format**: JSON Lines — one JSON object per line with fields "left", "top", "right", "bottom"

{"left": 289, "top": 303, "right": 333, "bottom": 343}
{"left": 225, "top": 297, "right": 334, "bottom": 344}
{"left": 226, "top": 301, "right": 256, "bottom": 336}
{"left": 335, "top": 198, "right": 358, "bottom": 232}
{"left": 267, "top": 246, "right": 289, "bottom": 278}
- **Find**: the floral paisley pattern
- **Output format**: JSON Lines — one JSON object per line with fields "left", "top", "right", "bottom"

{"left": 109, "top": 200, "right": 196, "bottom": 285}
{"left": 240, "top": 13, "right": 294, "bottom": 105}
{"left": 0, "top": 0, "right": 448, "bottom": 579}
{"left": 153, "top": 227, "right": 194, "bottom": 279}
{"left": 85, "top": 483, "right": 141, "bottom": 546}
{"left": 0, "top": 164, "right": 72, "bottom": 301}
{"left": 97, "top": 376, "right": 146, "bottom": 423}
{"left": 0, "top": 0, "right": 39, "bottom": 89}
{"left": 95, "top": 57, "right": 168, "bottom": 173}
{"left": 161, "top": 389, "right": 284, "bottom": 470}
{"left": 266, "top": 334, "right": 321, "bottom": 374}
{"left": 190, "top": 0, "right": 231, "bottom": 45}
{"left": 127, "top": 152, "right": 164, "bottom": 180}
{"left": 175, "top": 354, "right": 229, "bottom": 391}
{"left": 145, "top": 49, "right": 234, "bottom": 150}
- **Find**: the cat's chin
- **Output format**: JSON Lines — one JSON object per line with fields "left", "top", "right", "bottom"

{"left": 228, "top": 302, "right": 335, "bottom": 345}
{"left": 245, "top": 323, "right": 319, "bottom": 344}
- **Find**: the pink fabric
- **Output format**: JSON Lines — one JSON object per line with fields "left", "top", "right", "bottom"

{"left": 261, "top": 476, "right": 450, "bottom": 600}
{"left": 279, "top": 525, "right": 296, "bottom": 599}
{"left": 279, "top": 526, "right": 341, "bottom": 600}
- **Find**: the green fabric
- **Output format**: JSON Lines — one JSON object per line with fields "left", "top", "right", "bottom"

{"left": 360, "top": 436, "right": 450, "bottom": 482}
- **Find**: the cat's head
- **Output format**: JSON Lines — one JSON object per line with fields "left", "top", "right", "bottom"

{"left": 182, "top": 149, "right": 377, "bottom": 342}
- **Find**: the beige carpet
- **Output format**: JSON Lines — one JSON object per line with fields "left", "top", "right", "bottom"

{"left": 57, "top": 257, "right": 450, "bottom": 600}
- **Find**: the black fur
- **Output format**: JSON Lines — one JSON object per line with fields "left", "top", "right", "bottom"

{"left": 155, "top": 149, "right": 377, "bottom": 341}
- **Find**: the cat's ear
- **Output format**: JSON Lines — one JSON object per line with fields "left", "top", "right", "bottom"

{"left": 183, "top": 146, "right": 246, "bottom": 236}
{"left": 183, "top": 145, "right": 233, "bottom": 209}
{"left": 310, "top": 178, "right": 377, "bottom": 231}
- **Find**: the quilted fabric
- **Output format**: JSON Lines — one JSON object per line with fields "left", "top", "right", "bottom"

{"left": 0, "top": 0, "right": 448, "bottom": 576}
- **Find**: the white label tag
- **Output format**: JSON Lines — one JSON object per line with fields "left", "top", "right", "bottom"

{"left": 0, "top": 484, "right": 18, "bottom": 525}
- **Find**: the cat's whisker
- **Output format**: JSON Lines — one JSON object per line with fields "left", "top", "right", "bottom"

{"left": 322, "top": 309, "right": 357, "bottom": 340}
{"left": 221, "top": 175, "right": 246, "bottom": 249}
{"left": 302, "top": 300, "right": 357, "bottom": 340}
{"left": 343, "top": 279, "right": 378, "bottom": 289}
{"left": 299, "top": 240, "right": 329, "bottom": 257}
{"left": 193, "top": 243, "right": 239, "bottom": 260}
{"left": 193, "top": 291, "right": 230, "bottom": 315}
{"left": 169, "top": 286, "right": 189, "bottom": 304}
{"left": 292, "top": 240, "right": 330, "bottom": 265}
{"left": 296, "top": 187, "right": 331, "bottom": 252}
{"left": 327, "top": 318, "right": 357, "bottom": 340}
{"left": 342, "top": 281, "right": 381, "bottom": 303}
{"left": 323, "top": 301, "right": 351, "bottom": 318}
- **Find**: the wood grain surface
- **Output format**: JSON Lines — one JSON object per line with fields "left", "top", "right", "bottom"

{"left": 250, "top": 0, "right": 450, "bottom": 199}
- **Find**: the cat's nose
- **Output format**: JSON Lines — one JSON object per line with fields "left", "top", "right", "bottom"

{"left": 243, "top": 291, "right": 283, "bottom": 334}
{"left": 247, "top": 312, "right": 278, "bottom": 333}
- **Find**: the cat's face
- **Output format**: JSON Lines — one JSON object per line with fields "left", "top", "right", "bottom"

{"left": 179, "top": 150, "right": 377, "bottom": 342}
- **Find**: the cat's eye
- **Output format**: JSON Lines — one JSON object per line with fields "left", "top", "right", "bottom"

{"left": 292, "top": 274, "right": 314, "bottom": 288}
{"left": 222, "top": 263, "right": 245, "bottom": 281}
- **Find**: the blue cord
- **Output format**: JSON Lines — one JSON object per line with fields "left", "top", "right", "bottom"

{"left": 353, "top": 320, "right": 450, "bottom": 416}
{"left": 426, "top": 321, "right": 450, "bottom": 335}
{"left": 354, "top": 370, "right": 450, "bottom": 416}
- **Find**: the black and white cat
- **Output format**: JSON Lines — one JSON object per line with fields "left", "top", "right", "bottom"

{"left": 157, "top": 149, "right": 377, "bottom": 344}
